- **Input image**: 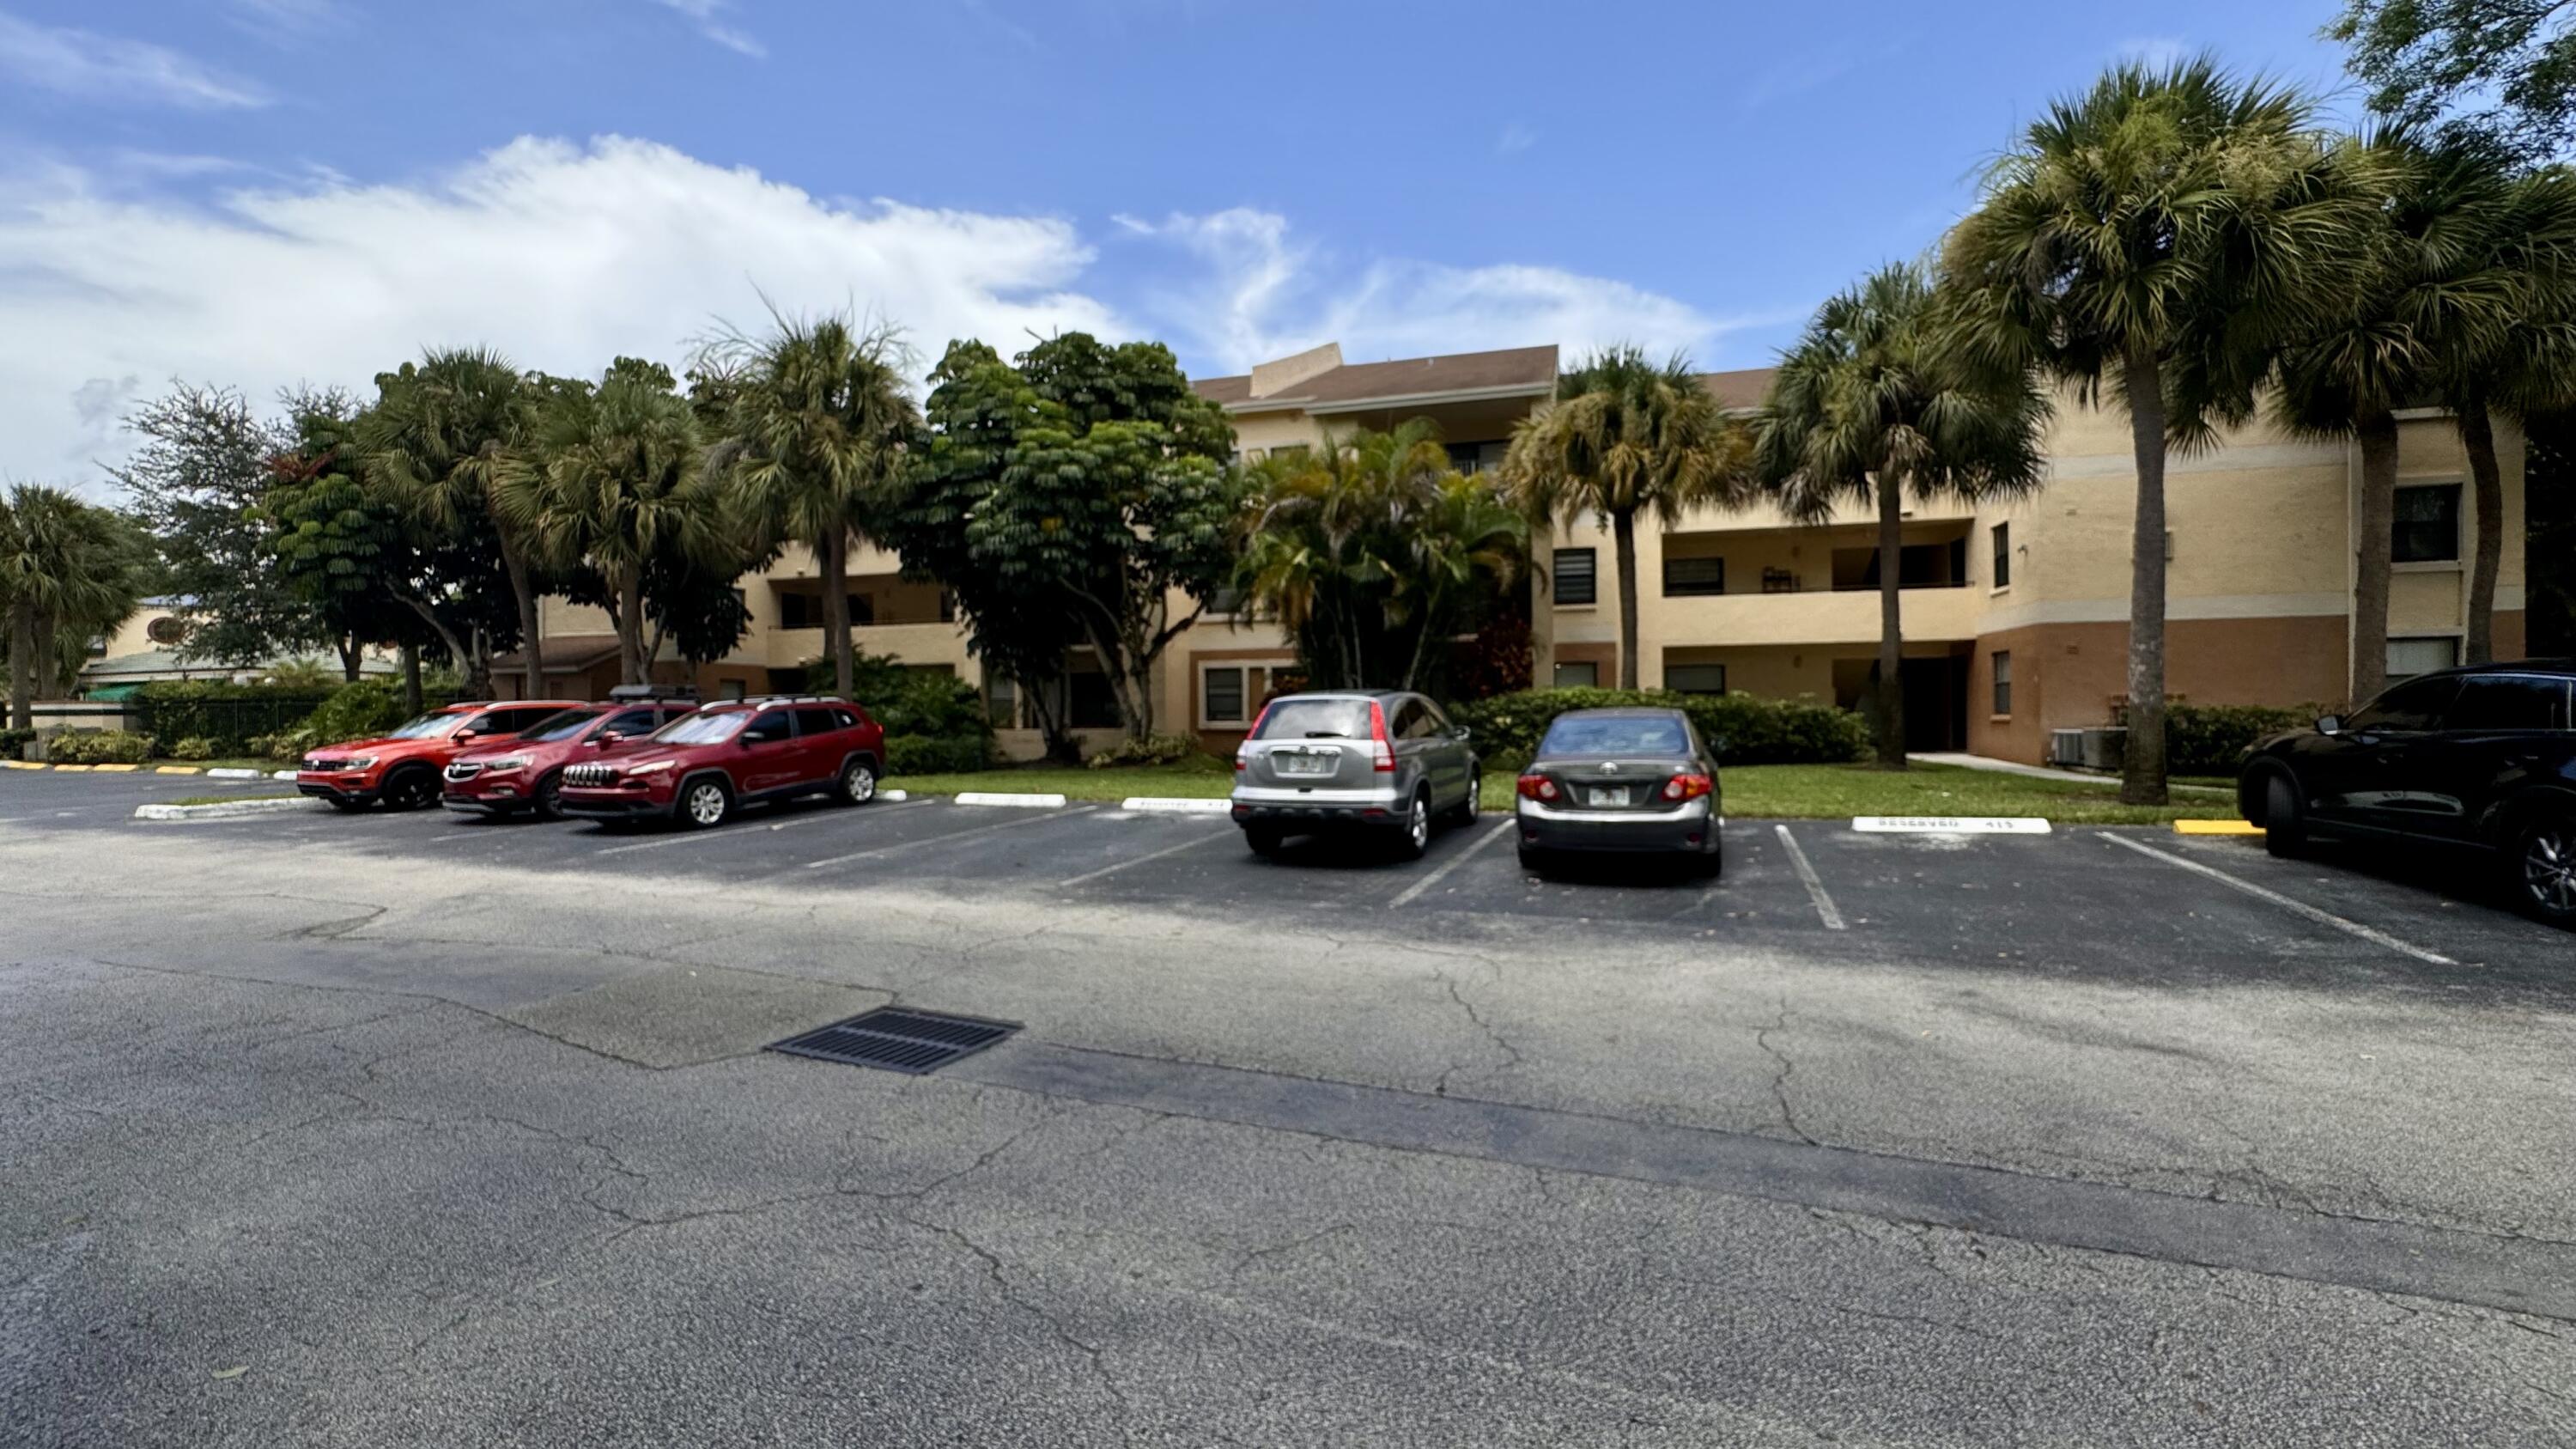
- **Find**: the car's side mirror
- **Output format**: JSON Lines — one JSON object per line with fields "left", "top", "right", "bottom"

{"left": 2315, "top": 715, "right": 2342, "bottom": 736}
{"left": 454, "top": 729, "right": 481, "bottom": 743}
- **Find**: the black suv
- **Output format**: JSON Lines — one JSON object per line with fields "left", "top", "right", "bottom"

{"left": 2238, "top": 661, "right": 2576, "bottom": 925}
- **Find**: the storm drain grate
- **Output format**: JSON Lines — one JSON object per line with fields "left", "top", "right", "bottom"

{"left": 767, "top": 1007, "right": 1021, "bottom": 1075}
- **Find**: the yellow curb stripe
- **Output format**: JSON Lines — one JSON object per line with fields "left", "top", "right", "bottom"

{"left": 90, "top": 764, "right": 140, "bottom": 772}
{"left": 0, "top": 759, "right": 43, "bottom": 770}
{"left": 2175, "top": 819, "right": 2263, "bottom": 836}
{"left": 156, "top": 765, "right": 203, "bottom": 775}
{"left": 51, "top": 764, "right": 94, "bottom": 772}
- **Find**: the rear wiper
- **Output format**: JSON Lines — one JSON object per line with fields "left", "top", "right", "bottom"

{"left": 1303, "top": 731, "right": 1351, "bottom": 739}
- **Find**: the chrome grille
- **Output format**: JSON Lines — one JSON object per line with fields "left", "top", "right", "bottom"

{"left": 565, "top": 763, "right": 616, "bottom": 787}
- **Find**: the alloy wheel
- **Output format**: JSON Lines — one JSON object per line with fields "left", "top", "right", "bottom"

{"left": 685, "top": 782, "right": 728, "bottom": 828}
{"left": 2524, "top": 823, "right": 2576, "bottom": 916}
{"left": 843, "top": 761, "right": 877, "bottom": 804}
{"left": 1409, "top": 796, "right": 1429, "bottom": 851}
{"left": 386, "top": 772, "right": 437, "bottom": 811}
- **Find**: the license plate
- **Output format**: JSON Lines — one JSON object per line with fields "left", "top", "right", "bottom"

{"left": 1588, "top": 787, "right": 1630, "bottom": 807}
{"left": 1277, "top": 752, "right": 1333, "bottom": 776}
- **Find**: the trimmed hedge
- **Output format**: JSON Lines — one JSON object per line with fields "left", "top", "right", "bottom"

{"left": 2166, "top": 703, "right": 2318, "bottom": 776}
{"left": 132, "top": 682, "right": 338, "bottom": 754}
{"left": 885, "top": 734, "right": 993, "bottom": 775}
{"left": 47, "top": 729, "right": 157, "bottom": 764}
{"left": 296, "top": 679, "right": 414, "bottom": 750}
{"left": 1086, "top": 733, "right": 1204, "bottom": 770}
{"left": 1449, "top": 687, "right": 1870, "bottom": 767}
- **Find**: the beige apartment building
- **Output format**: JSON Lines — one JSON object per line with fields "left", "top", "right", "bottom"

{"left": 519, "top": 340, "right": 2528, "bottom": 766}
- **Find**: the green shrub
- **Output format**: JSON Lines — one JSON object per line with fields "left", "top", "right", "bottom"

{"left": 170, "top": 736, "right": 217, "bottom": 761}
{"left": 245, "top": 731, "right": 307, "bottom": 762}
{"left": 47, "top": 729, "right": 157, "bottom": 764}
{"left": 299, "top": 679, "right": 412, "bottom": 748}
{"left": 1449, "top": 687, "right": 1868, "bottom": 766}
{"left": 132, "top": 681, "right": 338, "bottom": 754}
{"left": 0, "top": 728, "right": 33, "bottom": 762}
{"left": 885, "top": 734, "right": 993, "bottom": 775}
{"left": 1086, "top": 733, "right": 1205, "bottom": 769}
{"left": 2165, "top": 703, "right": 2318, "bottom": 776}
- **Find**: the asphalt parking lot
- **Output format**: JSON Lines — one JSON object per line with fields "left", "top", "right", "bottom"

{"left": 6, "top": 768, "right": 2573, "bottom": 1446}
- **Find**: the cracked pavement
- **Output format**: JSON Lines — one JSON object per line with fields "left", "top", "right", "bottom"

{"left": 3, "top": 785, "right": 2574, "bottom": 1446}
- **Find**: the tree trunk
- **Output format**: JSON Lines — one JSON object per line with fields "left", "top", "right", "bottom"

{"left": 1611, "top": 506, "right": 1641, "bottom": 691}
{"left": 2351, "top": 410, "right": 2401, "bottom": 704}
{"left": 499, "top": 534, "right": 544, "bottom": 701}
{"left": 337, "top": 636, "right": 363, "bottom": 683}
{"left": 400, "top": 642, "right": 423, "bottom": 715}
{"left": 391, "top": 588, "right": 474, "bottom": 697}
{"left": 616, "top": 569, "right": 650, "bottom": 685}
{"left": 2119, "top": 344, "right": 2171, "bottom": 807}
{"left": 1874, "top": 474, "right": 1908, "bottom": 770}
{"left": 2459, "top": 400, "right": 2506, "bottom": 665}
{"left": 7, "top": 607, "right": 35, "bottom": 733}
{"left": 819, "top": 530, "right": 854, "bottom": 698}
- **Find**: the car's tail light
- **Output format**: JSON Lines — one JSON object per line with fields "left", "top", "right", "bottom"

{"left": 1516, "top": 774, "right": 1558, "bottom": 802}
{"left": 1236, "top": 701, "right": 1275, "bottom": 770}
{"left": 1367, "top": 700, "right": 1395, "bottom": 772}
{"left": 1663, "top": 773, "right": 1714, "bottom": 801}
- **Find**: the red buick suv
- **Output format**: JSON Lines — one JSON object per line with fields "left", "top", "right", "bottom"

{"left": 298, "top": 700, "right": 586, "bottom": 812}
{"left": 441, "top": 697, "right": 700, "bottom": 820}
{"left": 556, "top": 696, "right": 886, "bottom": 829}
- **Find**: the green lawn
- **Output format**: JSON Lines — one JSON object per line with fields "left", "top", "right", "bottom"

{"left": 894, "top": 759, "right": 2238, "bottom": 825}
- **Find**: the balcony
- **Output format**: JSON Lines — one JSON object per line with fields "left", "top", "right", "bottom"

{"left": 1646, "top": 584, "right": 1983, "bottom": 648}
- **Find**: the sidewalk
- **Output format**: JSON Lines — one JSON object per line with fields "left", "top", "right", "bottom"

{"left": 1909, "top": 752, "right": 2233, "bottom": 795}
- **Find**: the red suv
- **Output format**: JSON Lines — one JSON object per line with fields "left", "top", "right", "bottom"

{"left": 298, "top": 700, "right": 588, "bottom": 812}
{"left": 441, "top": 698, "right": 700, "bottom": 820}
{"left": 557, "top": 696, "right": 886, "bottom": 829}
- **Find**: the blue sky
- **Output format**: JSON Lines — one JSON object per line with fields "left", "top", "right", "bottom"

{"left": 1, "top": 0, "right": 2361, "bottom": 488}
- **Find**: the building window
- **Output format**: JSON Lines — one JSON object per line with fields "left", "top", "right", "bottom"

{"left": 1202, "top": 665, "right": 1248, "bottom": 725}
{"left": 1662, "top": 555, "right": 1725, "bottom": 597}
{"left": 2387, "top": 636, "right": 2460, "bottom": 679}
{"left": 984, "top": 674, "right": 1017, "bottom": 729}
{"left": 1667, "top": 663, "right": 1727, "bottom": 695}
{"left": 1991, "top": 651, "right": 2013, "bottom": 716}
{"left": 939, "top": 589, "right": 957, "bottom": 624}
{"left": 1990, "top": 523, "right": 2011, "bottom": 588}
{"left": 1205, "top": 586, "right": 1247, "bottom": 618}
{"left": 2393, "top": 484, "right": 2461, "bottom": 563}
{"left": 1553, "top": 660, "right": 1600, "bottom": 689}
{"left": 847, "top": 593, "right": 875, "bottom": 626}
{"left": 1553, "top": 548, "right": 1597, "bottom": 606}
{"left": 1445, "top": 441, "right": 1508, "bottom": 475}
{"left": 146, "top": 615, "right": 189, "bottom": 646}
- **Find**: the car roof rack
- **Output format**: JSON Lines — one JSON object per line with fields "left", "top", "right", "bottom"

{"left": 607, "top": 683, "right": 699, "bottom": 702}
{"left": 730, "top": 694, "right": 846, "bottom": 706}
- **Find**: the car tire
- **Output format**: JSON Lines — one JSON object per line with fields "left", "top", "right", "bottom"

{"left": 2508, "top": 810, "right": 2576, "bottom": 927}
{"left": 678, "top": 776, "right": 732, "bottom": 831}
{"left": 2263, "top": 773, "right": 2307, "bottom": 858}
{"left": 1517, "top": 844, "right": 1552, "bottom": 877}
{"left": 381, "top": 768, "right": 439, "bottom": 813}
{"left": 834, "top": 757, "right": 878, "bottom": 807}
{"left": 533, "top": 772, "right": 566, "bottom": 822}
{"left": 1244, "top": 825, "right": 1283, "bottom": 858}
{"left": 1444, "top": 772, "right": 1481, "bottom": 826}
{"left": 1392, "top": 791, "right": 1431, "bottom": 861}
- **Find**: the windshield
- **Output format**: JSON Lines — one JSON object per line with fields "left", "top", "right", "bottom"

{"left": 385, "top": 712, "right": 469, "bottom": 740}
{"left": 1540, "top": 715, "right": 1690, "bottom": 757}
{"left": 651, "top": 710, "right": 748, "bottom": 746}
{"left": 523, "top": 709, "right": 605, "bottom": 743}
{"left": 1253, "top": 698, "right": 1374, "bottom": 740}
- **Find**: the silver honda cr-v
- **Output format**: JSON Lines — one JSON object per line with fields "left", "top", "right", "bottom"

{"left": 1228, "top": 690, "right": 1480, "bottom": 860}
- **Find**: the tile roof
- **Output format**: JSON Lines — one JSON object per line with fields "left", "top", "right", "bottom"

{"left": 1194, "top": 344, "right": 1558, "bottom": 410}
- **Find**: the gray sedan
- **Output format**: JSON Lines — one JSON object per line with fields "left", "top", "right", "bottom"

{"left": 1230, "top": 690, "right": 1481, "bottom": 860}
{"left": 1513, "top": 707, "right": 1722, "bottom": 877}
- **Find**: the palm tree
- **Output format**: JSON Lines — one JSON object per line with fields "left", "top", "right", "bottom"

{"left": 0, "top": 485, "right": 149, "bottom": 732}
{"left": 360, "top": 349, "right": 545, "bottom": 698}
{"left": 1758, "top": 264, "right": 2050, "bottom": 769}
{"left": 1499, "top": 346, "right": 1751, "bottom": 690}
{"left": 1941, "top": 57, "right": 2358, "bottom": 804}
{"left": 706, "top": 314, "right": 919, "bottom": 698}
{"left": 503, "top": 359, "right": 722, "bottom": 686}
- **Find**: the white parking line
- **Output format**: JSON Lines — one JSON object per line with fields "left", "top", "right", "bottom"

{"left": 1773, "top": 824, "right": 1846, "bottom": 930}
{"left": 1055, "top": 825, "right": 1235, "bottom": 887}
{"left": 1390, "top": 819, "right": 1516, "bottom": 908}
{"left": 2097, "top": 831, "right": 2456, "bottom": 965}
{"left": 802, "top": 804, "right": 1097, "bottom": 870}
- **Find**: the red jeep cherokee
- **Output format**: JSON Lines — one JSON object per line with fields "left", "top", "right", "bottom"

{"left": 556, "top": 696, "right": 886, "bottom": 829}
{"left": 441, "top": 698, "right": 700, "bottom": 820}
{"left": 298, "top": 700, "right": 586, "bottom": 812}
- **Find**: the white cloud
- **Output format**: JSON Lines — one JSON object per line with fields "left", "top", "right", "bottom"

{"left": 1495, "top": 123, "right": 1537, "bottom": 157}
{"left": 1116, "top": 208, "right": 1751, "bottom": 374}
{"left": 0, "top": 137, "right": 1118, "bottom": 489}
{"left": 226, "top": 0, "right": 340, "bottom": 38}
{"left": 647, "top": 0, "right": 766, "bottom": 57}
{"left": 0, "top": 9, "right": 270, "bottom": 108}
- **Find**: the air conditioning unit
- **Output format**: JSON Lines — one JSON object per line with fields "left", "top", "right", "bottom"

{"left": 2047, "top": 730, "right": 2087, "bottom": 769}
{"left": 2078, "top": 728, "right": 2127, "bottom": 772}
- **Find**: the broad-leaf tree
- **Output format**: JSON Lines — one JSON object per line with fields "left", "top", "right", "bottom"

{"left": 1941, "top": 57, "right": 2358, "bottom": 803}
{"left": 0, "top": 485, "right": 150, "bottom": 730}
{"left": 1237, "top": 419, "right": 1525, "bottom": 692}
{"left": 1758, "top": 264, "right": 2049, "bottom": 768}
{"left": 112, "top": 383, "right": 320, "bottom": 666}
{"left": 705, "top": 314, "right": 918, "bottom": 699}
{"left": 1499, "top": 346, "right": 1750, "bottom": 691}
{"left": 2331, "top": 0, "right": 2576, "bottom": 161}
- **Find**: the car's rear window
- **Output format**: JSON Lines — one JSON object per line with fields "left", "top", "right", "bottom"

{"left": 1254, "top": 699, "right": 1373, "bottom": 740}
{"left": 653, "top": 711, "right": 748, "bottom": 745}
{"left": 524, "top": 709, "right": 604, "bottom": 742}
{"left": 1539, "top": 715, "right": 1690, "bottom": 757}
